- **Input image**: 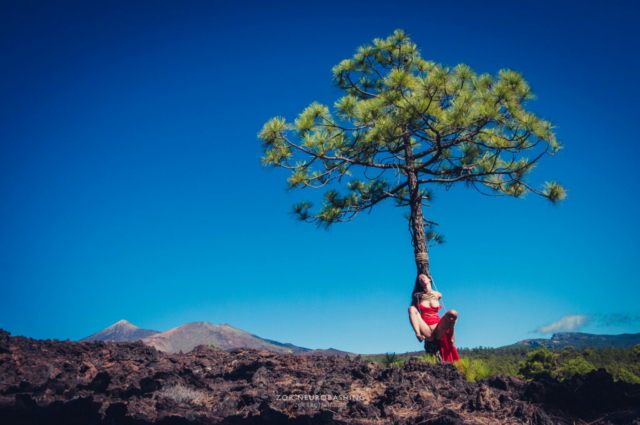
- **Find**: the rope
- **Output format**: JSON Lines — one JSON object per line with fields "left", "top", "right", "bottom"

{"left": 430, "top": 278, "right": 446, "bottom": 313}
{"left": 414, "top": 252, "right": 429, "bottom": 262}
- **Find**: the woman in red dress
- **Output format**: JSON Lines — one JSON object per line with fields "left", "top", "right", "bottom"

{"left": 407, "top": 274, "right": 461, "bottom": 364}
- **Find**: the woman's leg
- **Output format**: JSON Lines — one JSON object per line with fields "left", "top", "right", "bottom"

{"left": 408, "top": 306, "right": 435, "bottom": 342}
{"left": 433, "top": 309, "right": 458, "bottom": 341}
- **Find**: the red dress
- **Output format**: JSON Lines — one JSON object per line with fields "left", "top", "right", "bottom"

{"left": 418, "top": 304, "right": 461, "bottom": 365}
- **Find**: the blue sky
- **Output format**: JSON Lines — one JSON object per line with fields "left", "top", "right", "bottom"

{"left": 1, "top": 0, "right": 639, "bottom": 354}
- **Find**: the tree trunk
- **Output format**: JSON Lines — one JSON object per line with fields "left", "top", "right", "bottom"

{"left": 404, "top": 136, "right": 431, "bottom": 279}
{"left": 408, "top": 169, "right": 430, "bottom": 278}
{"left": 404, "top": 137, "right": 439, "bottom": 361}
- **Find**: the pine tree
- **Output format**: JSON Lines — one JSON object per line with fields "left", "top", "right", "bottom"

{"left": 259, "top": 30, "right": 566, "bottom": 277}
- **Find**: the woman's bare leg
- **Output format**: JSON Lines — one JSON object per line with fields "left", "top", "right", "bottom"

{"left": 433, "top": 310, "right": 458, "bottom": 341}
{"left": 408, "top": 306, "right": 435, "bottom": 342}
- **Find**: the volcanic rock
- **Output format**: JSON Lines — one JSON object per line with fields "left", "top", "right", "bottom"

{"left": 0, "top": 329, "right": 638, "bottom": 424}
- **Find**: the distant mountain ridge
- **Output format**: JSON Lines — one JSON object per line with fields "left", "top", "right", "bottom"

{"left": 82, "top": 322, "right": 639, "bottom": 357}
{"left": 513, "top": 332, "right": 640, "bottom": 350}
{"left": 140, "top": 321, "right": 315, "bottom": 354}
{"left": 80, "top": 320, "right": 159, "bottom": 342}
{"left": 81, "top": 320, "right": 354, "bottom": 357}
{"left": 368, "top": 331, "right": 640, "bottom": 358}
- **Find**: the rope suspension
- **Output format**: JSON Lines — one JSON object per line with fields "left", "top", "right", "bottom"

{"left": 431, "top": 278, "right": 446, "bottom": 313}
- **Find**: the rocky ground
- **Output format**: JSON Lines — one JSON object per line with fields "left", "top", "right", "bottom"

{"left": 0, "top": 329, "right": 638, "bottom": 425}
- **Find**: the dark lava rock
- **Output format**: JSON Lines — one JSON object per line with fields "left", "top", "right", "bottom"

{"left": 522, "top": 368, "right": 640, "bottom": 423}
{"left": 0, "top": 328, "right": 638, "bottom": 424}
{"left": 480, "top": 374, "right": 525, "bottom": 394}
{"left": 86, "top": 371, "right": 111, "bottom": 392}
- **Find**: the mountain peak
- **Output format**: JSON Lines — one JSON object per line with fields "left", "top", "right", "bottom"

{"left": 105, "top": 320, "right": 139, "bottom": 331}
{"left": 80, "top": 320, "right": 159, "bottom": 342}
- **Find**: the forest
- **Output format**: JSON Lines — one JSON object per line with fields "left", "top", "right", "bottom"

{"left": 365, "top": 344, "right": 640, "bottom": 383}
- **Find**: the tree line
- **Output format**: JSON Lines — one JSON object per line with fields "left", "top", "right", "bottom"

{"left": 365, "top": 344, "right": 640, "bottom": 383}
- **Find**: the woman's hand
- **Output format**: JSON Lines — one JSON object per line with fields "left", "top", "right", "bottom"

{"left": 416, "top": 332, "right": 425, "bottom": 342}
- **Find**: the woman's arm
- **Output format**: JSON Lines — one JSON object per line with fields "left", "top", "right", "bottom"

{"left": 424, "top": 277, "right": 433, "bottom": 292}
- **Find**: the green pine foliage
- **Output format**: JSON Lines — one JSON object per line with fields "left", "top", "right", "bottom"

{"left": 259, "top": 29, "right": 566, "bottom": 237}
{"left": 456, "top": 346, "right": 535, "bottom": 376}
{"left": 618, "top": 368, "right": 640, "bottom": 384}
{"left": 376, "top": 352, "right": 407, "bottom": 368}
{"left": 455, "top": 358, "right": 492, "bottom": 382}
{"left": 417, "top": 353, "right": 439, "bottom": 364}
{"left": 517, "top": 346, "right": 598, "bottom": 380}
{"left": 517, "top": 345, "right": 557, "bottom": 379}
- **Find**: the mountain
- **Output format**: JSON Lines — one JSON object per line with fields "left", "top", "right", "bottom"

{"left": 80, "top": 320, "right": 159, "bottom": 342}
{"left": 140, "top": 322, "right": 284, "bottom": 354}
{"left": 302, "top": 348, "right": 354, "bottom": 356}
{"left": 138, "top": 321, "right": 355, "bottom": 356}
{"left": 513, "top": 332, "right": 640, "bottom": 350}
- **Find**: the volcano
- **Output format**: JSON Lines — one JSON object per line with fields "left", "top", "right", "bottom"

{"left": 80, "top": 320, "right": 159, "bottom": 342}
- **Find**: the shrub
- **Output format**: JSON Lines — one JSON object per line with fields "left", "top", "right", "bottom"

{"left": 617, "top": 368, "right": 640, "bottom": 384}
{"left": 380, "top": 352, "right": 408, "bottom": 368}
{"left": 518, "top": 346, "right": 556, "bottom": 379}
{"left": 518, "top": 346, "right": 596, "bottom": 381}
{"left": 456, "top": 358, "right": 491, "bottom": 382}
{"left": 157, "top": 385, "right": 206, "bottom": 404}
{"left": 417, "top": 353, "right": 438, "bottom": 365}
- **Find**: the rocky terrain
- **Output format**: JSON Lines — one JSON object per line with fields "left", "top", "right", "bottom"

{"left": 1, "top": 329, "right": 638, "bottom": 425}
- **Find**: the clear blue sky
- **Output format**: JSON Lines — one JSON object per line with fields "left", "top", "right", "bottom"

{"left": 1, "top": 0, "right": 639, "bottom": 354}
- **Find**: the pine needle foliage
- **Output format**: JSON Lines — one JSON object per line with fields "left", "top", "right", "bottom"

{"left": 259, "top": 30, "right": 566, "bottom": 267}
{"left": 517, "top": 346, "right": 597, "bottom": 381}
{"left": 381, "top": 352, "right": 403, "bottom": 368}
{"left": 455, "top": 358, "right": 492, "bottom": 382}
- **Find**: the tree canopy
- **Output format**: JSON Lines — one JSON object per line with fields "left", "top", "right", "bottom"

{"left": 259, "top": 29, "right": 566, "bottom": 276}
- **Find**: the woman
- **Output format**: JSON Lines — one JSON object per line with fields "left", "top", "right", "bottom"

{"left": 407, "top": 274, "right": 461, "bottom": 364}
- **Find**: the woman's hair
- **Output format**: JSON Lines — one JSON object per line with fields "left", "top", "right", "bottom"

{"left": 411, "top": 274, "right": 425, "bottom": 308}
